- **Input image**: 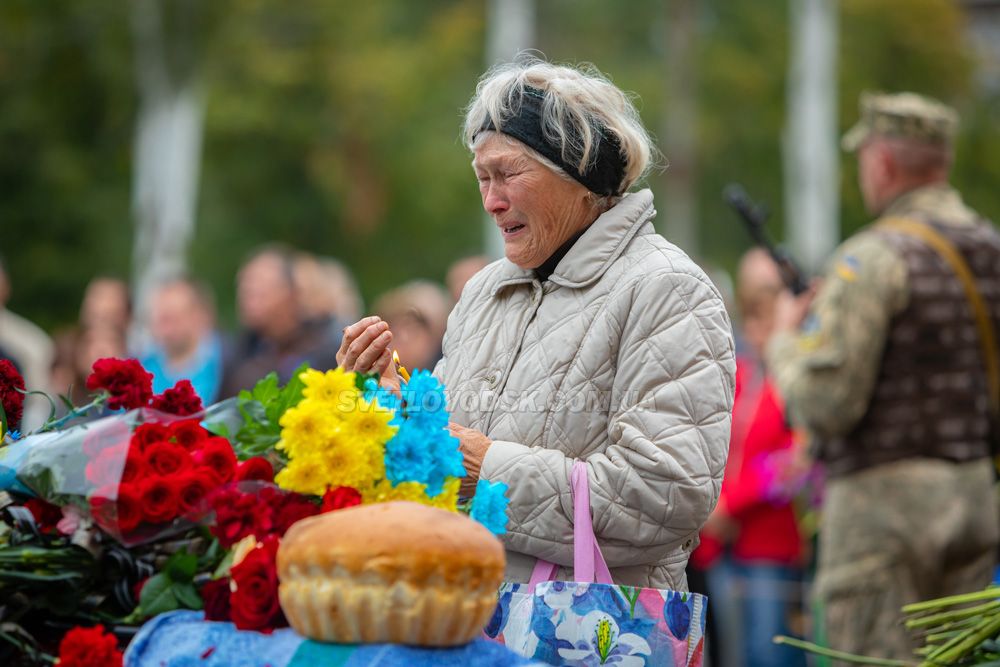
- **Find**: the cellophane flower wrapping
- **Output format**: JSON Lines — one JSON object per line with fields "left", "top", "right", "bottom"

{"left": 0, "top": 400, "right": 243, "bottom": 547}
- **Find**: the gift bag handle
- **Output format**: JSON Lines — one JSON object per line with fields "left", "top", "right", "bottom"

{"left": 528, "top": 461, "right": 613, "bottom": 587}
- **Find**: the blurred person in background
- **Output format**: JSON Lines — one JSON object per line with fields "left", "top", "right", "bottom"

{"left": 691, "top": 248, "right": 806, "bottom": 667}
{"left": 220, "top": 245, "right": 338, "bottom": 398}
{"left": 80, "top": 276, "right": 132, "bottom": 336}
{"left": 769, "top": 93, "right": 1000, "bottom": 661}
{"left": 445, "top": 254, "right": 490, "bottom": 303}
{"left": 371, "top": 280, "right": 450, "bottom": 373}
{"left": 292, "top": 253, "right": 353, "bottom": 354}
{"left": 49, "top": 324, "right": 128, "bottom": 419}
{"left": 140, "top": 276, "right": 223, "bottom": 404}
{"left": 0, "top": 255, "right": 54, "bottom": 430}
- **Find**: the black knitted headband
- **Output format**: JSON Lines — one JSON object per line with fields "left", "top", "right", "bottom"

{"left": 475, "top": 86, "right": 626, "bottom": 196}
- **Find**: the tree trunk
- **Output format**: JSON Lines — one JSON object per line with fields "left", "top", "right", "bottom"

{"left": 130, "top": 0, "right": 204, "bottom": 342}
{"left": 662, "top": 0, "right": 699, "bottom": 258}
{"left": 784, "top": 0, "right": 839, "bottom": 272}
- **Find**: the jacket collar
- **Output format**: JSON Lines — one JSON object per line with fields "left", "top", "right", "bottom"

{"left": 882, "top": 182, "right": 977, "bottom": 225}
{"left": 491, "top": 189, "right": 656, "bottom": 295}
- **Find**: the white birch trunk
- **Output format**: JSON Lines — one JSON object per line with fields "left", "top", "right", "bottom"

{"left": 483, "top": 0, "right": 536, "bottom": 260}
{"left": 130, "top": 0, "right": 204, "bottom": 343}
{"left": 784, "top": 0, "right": 839, "bottom": 273}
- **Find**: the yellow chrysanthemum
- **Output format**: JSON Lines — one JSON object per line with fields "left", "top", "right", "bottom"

{"left": 428, "top": 477, "right": 461, "bottom": 512}
{"left": 315, "top": 441, "right": 374, "bottom": 490}
{"left": 358, "top": 439, "right": 386, "bottom": 481}
{"left": 279, "top": 401, "right": 339, "bottom": 455}
{"left": 275, "top": 454, "right": 331, "bottom": 496}
{"left": 340, "top": 398, "right": 397, "bottom": 447}
{"left": 300, "top": 368, "right": 358, "bottom": 406}
{"left": 362, "top": 479, "right": 433, "bottom": 505}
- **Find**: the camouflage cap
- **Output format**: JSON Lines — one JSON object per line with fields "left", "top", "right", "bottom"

{"left": 842, "top": 92, "right": 958, "bottom": 152}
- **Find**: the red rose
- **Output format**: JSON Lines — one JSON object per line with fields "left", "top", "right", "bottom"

{"left": 144, "top": 441, "right": 192, "bottom": 477}
{"left": 0, "top": 359, "right": 25, "bottom": 431}
{"left": 321, "top": 486, "right": 363, "bottom": 513}
{"left": 132, "top": 422, "right": 171, "bottom": 452}
{"left": 139, "top": 477, "right": 179, "bottom": 525}
{"left": 57, "top": 625, "right": 123, "bottom": 667}
{"left": 90, "top": 483, "right": 142, "bottom": 536}
{"left": 170, "top": 419, "right": 209, "bottom": 450}
{"left": 201, "top": 577, "right": 232, "bottom": 622}
{"left": 209, "top": 488, "right": 261, "bottom": 548}
{"left": 235, "top": 457, "right": 274, "bottom": 483}
{"left": 84, "top": 444, "right": 129, "bottom": 487}
{"left": 86, "top": 358, "right": 153, "bottom": 411}
{"left": 24, "top": 498, "right": 62, "bottom": 533}
{"left": 195, "top": 437, "right": 237, "bottom": 484}
{"left": 150, "top": 379, "right": 203, "bottom": 416}
{"left": 176, "top": 470, "right": 214, "bottom": 517}
{"left": 229, "top": 535, "right": 285, "bottom": 632}
{"left": 272, "top": 494, "right": 319, "bottom": 536}
{"left": 120, "top": 448, "right": 149, "bottom": 484}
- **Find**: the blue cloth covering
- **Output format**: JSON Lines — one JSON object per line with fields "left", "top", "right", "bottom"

{"left": 125, "top": 611, "right": 550, "bottom": 667}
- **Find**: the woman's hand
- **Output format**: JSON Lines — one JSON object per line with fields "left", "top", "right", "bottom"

{"left": 337, "top": 316, "right": 400, "bottom": 392}
{"left": 449, "top": 423, "right": 492, "bottom": 496}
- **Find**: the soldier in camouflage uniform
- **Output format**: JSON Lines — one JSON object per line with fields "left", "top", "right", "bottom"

{"left": 767, "top": 92, "right": 1000, "bottom": 662}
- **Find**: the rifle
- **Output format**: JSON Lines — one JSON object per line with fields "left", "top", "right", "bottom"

{"left": 724, "top": 183, "right": 810, "bottom": 295}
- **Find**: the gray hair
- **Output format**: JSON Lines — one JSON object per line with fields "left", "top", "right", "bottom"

{"left": 463, "top": 56, "right": 659, "bottom": 197}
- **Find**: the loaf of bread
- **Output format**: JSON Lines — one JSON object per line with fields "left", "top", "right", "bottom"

{"left": 277, "top": 501, "right": 506, "bottom": 646}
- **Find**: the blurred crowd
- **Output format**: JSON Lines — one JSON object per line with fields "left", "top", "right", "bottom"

{"left": 0, "top": 246, "right": 490, "bottom": 431}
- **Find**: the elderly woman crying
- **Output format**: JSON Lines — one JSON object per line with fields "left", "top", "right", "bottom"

{"left": 338, "top": 57, "right": 735, "bottom": 591}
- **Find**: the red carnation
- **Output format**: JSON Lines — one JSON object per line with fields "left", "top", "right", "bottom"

{"left": 86, "top": 358, "right": 153, "bottom": 411}
{"left": 132, "top": 422, "right": 171, "bottom": 452}
{"left": 195, "top": 437, "right": 237, "bottom": 484}
{"left": 150, "top": 379, "right": 203, "bottom": 417}
{"left": 57, "top": 625, "right": 123, "bottom": 667}
{"left": 170, "top": 419, "right": 209, "bottom": 450}
{"left": 272, "top": 494, "right": 319, "bottom": 536}
{"left": 235, "top": 457, "right": 274, "bottom": 483}
{"left": 176, "top": 470, "right": 214, "bottom": 517}
{"left": 209, "top": 488, "right": 260, "bottom": 548}
{"left": 144, "top": 441, "right": 193, "bottom": 477}
{"left": 322, "top": 486, "right": 363, "bottom": 513}
{"left": 120, "top": 449, "right": 149, "bottom": 484}
{"left": 24, "top": 498, "right": 63, "bottom": 534}
{"left": 229, "top": 535, "right": 285, "bottom": 632}
{"left": 201, "top": 578, "right": 232, "bottom": 622}
{"left": 139, "top": 477, "right": 179, "bottom": 525}
{"left": 0, "top": 359, "right": 25, "bottom": 431}
{"left": 90, "top": 483, "right": 142, "bottom": 535}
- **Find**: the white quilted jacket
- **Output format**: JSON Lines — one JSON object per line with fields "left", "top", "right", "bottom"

{"left": 435, "top": 189, "right": 735, "bottom": 590}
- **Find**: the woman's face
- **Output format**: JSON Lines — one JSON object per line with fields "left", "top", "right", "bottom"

{"left": 473, "top": 134, "right": 595, "bottom": 269}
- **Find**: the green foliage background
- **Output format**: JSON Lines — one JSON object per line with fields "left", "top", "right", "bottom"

{"left": 1, "top": 0, "right": 997, "bottom": 331}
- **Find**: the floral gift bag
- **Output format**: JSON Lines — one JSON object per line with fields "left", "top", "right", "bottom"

{"left": 484, "top": 462, "right": 706, "bottom": 666}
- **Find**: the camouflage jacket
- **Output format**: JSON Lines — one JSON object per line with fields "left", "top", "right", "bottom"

{"left": 766, "top": 183, "right": 982, "bottom": 441}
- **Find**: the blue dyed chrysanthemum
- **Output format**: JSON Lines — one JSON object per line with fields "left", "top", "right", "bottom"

{"left": 383, "top": 421, "right": 433, "bottom": 485}
{"left": 401, "top": 370, "right": 449, "bottom": 431}
{"left": 470, "top": 479, "right": 510, "bottom": 536}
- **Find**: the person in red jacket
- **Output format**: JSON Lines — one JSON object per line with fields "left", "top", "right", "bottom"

{"left": 692, "top": 249, "right": 807, "bottom": 667}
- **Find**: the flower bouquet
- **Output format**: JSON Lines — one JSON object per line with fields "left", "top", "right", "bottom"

{"left": 0, "top": 357, "right": 509, "bottom": 665}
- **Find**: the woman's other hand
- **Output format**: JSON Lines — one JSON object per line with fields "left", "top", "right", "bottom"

{"left": 449, "top": 422, "right": 492, "bottom": 496}
{"left": 337, "top": 316, "right": 400, "bottom": 392}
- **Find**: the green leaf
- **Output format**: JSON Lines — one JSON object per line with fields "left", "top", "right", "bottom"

{"left": 137, "top": 573, "right": 181, "bottom": 617}
{"left": 204, "top": 421, "right": 231, "bottom": 438}
{"left": 213, "top": 550, "right": 235, "bottom": 580}
{"left": 174, "top": 581, "right": 204, "bottom": 610}
{"left": 165, "top": 551, "right": 198, "bottom": 582}
{"left": 239, "top": 399, "right": 268, "bottom": 424}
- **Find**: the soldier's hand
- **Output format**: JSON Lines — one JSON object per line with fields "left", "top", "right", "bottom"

{"left": 774, "top": 281, "right": 820, "bottom": 334}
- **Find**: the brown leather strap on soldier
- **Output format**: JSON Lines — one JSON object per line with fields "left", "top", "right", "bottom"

{"left": 878, "top": 216, "right": 1000, "bottom": 418}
